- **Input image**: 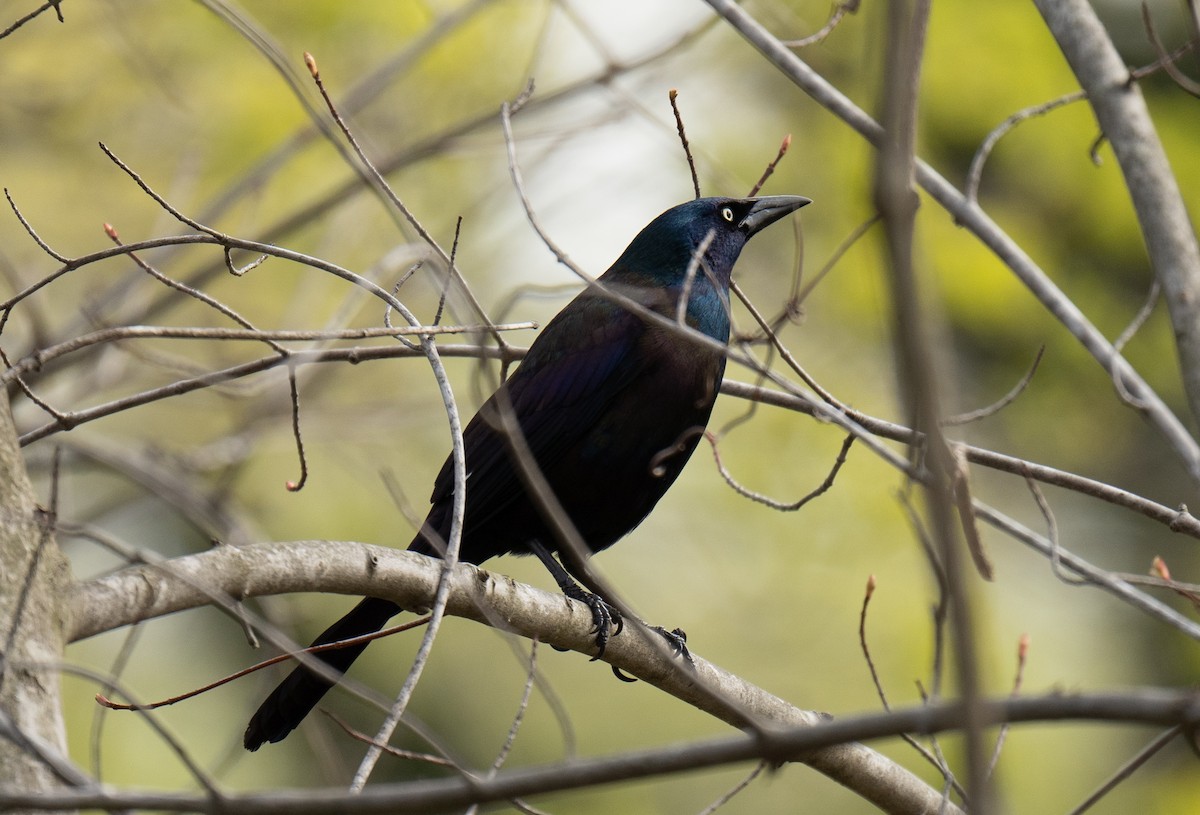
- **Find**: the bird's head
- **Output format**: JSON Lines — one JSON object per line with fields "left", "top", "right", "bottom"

{"left": 610, "top": 195, "right": 812, "bottom": 289}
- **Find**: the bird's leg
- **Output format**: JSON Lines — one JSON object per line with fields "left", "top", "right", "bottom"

{"left": 527, "top": 539, "right": 622, "bottom": 658}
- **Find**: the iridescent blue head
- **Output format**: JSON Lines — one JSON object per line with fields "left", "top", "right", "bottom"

{"left": 609, "top": 195, "right": 812, "bottom": 288}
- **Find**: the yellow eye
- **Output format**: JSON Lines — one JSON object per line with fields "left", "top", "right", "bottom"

{"left": 721, "top": 206, "right": 734, "bottom": 222}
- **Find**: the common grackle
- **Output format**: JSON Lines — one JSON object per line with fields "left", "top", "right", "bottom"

{"left": 244, "top": 194, "right": 811, "bottom": 750}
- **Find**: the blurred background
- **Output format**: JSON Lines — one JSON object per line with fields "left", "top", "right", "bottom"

{"left": 2, "top": 0, "right": 1198, "bottom": 811}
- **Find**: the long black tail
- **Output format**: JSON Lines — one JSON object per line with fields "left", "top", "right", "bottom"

{"left": 243, "top": 597, "right": 402, "bottom": 751}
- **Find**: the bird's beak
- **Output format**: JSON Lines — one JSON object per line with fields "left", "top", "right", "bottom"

{"left": 739, "top": 195, "right": 812, "bottom": 237}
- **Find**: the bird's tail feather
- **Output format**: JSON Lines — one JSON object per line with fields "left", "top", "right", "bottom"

{"left": 243, "top": 596, "right": 401, "bottom": 750}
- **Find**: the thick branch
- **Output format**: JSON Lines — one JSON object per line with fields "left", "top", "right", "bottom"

{"left": 68, "top": 540, "right": 960, "bottom": 815}
{"left": 3, "top": 687, "right": 1197, "bottom": 814}
{"left": 0, "top": 390, "right": 76, "bottom": 806}
{"left": 1034, "top": 0, "right": 1200, "bottom": 429}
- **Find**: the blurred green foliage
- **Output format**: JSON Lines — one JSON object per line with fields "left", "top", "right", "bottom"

{"left": 3, "top": 0, "right": 1199, "bottom": 812}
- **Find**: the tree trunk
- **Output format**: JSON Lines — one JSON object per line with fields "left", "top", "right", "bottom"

{"left": 0, "top": 390, "right": 75, "bottom": 812}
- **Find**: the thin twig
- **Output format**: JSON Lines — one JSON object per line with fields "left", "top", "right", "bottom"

{"left": 728, "top": 280, "right": 840, "bottom": 406}
{"left": 491, "top": 640, "right": 539, "bottom": 773}
{"left": 781, "top": 0, "right": 860, "bottom": 48}
{"left": 859, "top": 573, "right": 966, "bottom": 800}
{"left": 0, "top": 234, "right": 217, "bottom": 331}
{"left": 2, "top": 323, "right": 531, "bottom": 387}
{"left": 1065, "top": 726, "right": 1182, "bottom": 815}
{"left": 668, "top": 89, "right": 701, "bottom": 199}
{"left": 303, "top": 50, "right": 508, "bottom": 353}
{"left": 1145, "top": 557, "right": 1200, "bottom": 613}
{"left": 224, "top": 246, "right": 267, "bottom": 276}
{"left": 102, "top": 222, "right": 287, "bottom": 356}
{"left": 1114, "top": 279, "right": 1162, "bottom": 356}
{"left": 0, "top": 345, "right": 69, "bottom": 424}
{"left": 859, "top": 575, "right": 887, "bottom": 709}
{"left": 986, "top": 634, "right": 1029, "bottom": 777}
{"left": 11, "top": 342, "right": 509, "bottom": 447}
{"left": 747, "top": 133, "right": 791, "bottom": 197}
{"left": 696, "top": 760, "right": 767, "bottom": 815}
{"left": 434, "top": 216, "right": 464, "bottom": 327}
{"left": 0, "top": 1, "right": 63, "bottom": 40}
{"left": 284, "top": 364, "right": 309, "bottom": 492}
{"left": 98, "top": 144, "right": 225, "bottom": 238}
{"left": 707, "top": 431, "right": 854, "bottom": 511}
{"left": 943, "top": 347, "right": 1045, "bottom": 426}
{"left": 1141, "top": 2, "right": 1200, "bottom": 97}
{"left": 320, "top": 711, "right": 457, "bottom": 768}
{"left": 462, "top": 643, "right": 551, "bottom": 815}
{"left": 976, "top": 500, "right": 1200, "bottom": 641}
{"left": 965, "top": 93, "right": 1085, "bottom": 203}
{"left": 45, "top": 662, "right": 222, "bottom": 795}
{"left": 677, "top": 229, "right": 717, "bottom": 325}
{"left": 1110, "top": 278, "right": 1160, "bottom": 409}
{"left": 96, "top": 615, "right": 432, "bottom": 712}
{"left": 795, "top": 214, "right": 880, "bottom": 307}
{"left": 1022, "top": 469, "right": 1086, "bottom": 586}
{"left": 4, "top": 187, "right": 68, "bottom": 263}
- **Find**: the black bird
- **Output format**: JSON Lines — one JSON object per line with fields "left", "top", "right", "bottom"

{"left": 244, "top": 194, "right": 810, "bottom": 750}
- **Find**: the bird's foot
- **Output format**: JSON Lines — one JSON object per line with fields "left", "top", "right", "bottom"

{"left": 559, "top": 582, "right": 622, "bottom": 659}
{"left": 585, "top": 594, "right": 623, "bottom": 659}
{"left": 610, "top": 625, "right": 694, "bottom": 683}
{"left": 651, "top": 625, "right": 694, "bottom": 665}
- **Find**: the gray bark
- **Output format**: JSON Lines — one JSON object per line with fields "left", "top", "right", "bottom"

{"left": 0, "top": 390, "right": 76, "bottom": 812}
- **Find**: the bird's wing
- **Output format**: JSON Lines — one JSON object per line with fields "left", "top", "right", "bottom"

{"left": 428, "top": 293, "right": 651, "bottom": 525}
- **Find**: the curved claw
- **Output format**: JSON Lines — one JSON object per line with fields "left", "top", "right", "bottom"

{"left": 611, "top": 665, "right": 639, "bottom": 683}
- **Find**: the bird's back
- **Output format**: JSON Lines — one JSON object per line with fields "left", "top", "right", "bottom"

{"left": 411, "top": 276, "right": 727, "bottom": 564}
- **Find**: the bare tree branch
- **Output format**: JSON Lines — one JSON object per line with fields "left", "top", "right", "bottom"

{"left": 703, "top": 0, "right": 1200, "bottom": 482}
{"left": 67, "top": 539, "right": 962, "bottom": 815}
{"left": 1034, "top": 0, "right": 1200, "bottom": 430}
{"left": 0, "top": 390, "right": 73, "bottom": 802}
{"left": 872, "top": 0, "right": 990, "bottom": 809}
